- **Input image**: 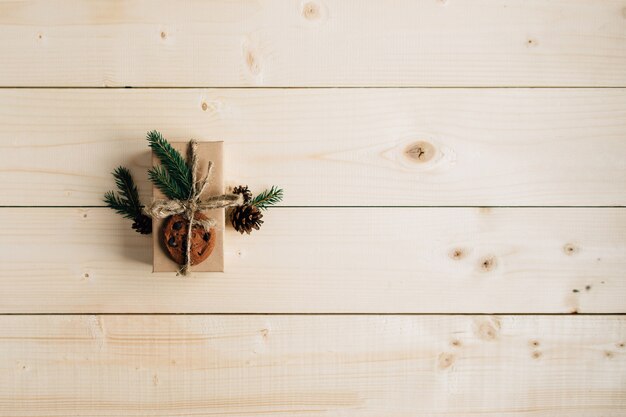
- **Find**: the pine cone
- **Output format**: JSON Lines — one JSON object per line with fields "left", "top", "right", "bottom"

{"left": 230, "top": 204, "right": 264, "bottom": 234}
{"left": 232, "top": 185, "right": 253, "bottom": 204}
{"left": 131, "top": 213, "right": 152, "bottom": 235}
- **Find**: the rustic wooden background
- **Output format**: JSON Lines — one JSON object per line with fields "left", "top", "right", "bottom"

{"left": 0, "top": 0, "right": 625, "bottom": 415}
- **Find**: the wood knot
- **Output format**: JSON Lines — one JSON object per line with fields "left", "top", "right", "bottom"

{"left": 479, "top": 256, "right": 496, "bottom": 272}
{"left": 529, "top": 340, "right": 540, "bottom": 348}
{"left": 604, "top": 350, "right": 614, "bottom": 359}
{"left": 201, "top": 102, "right": 208, "bottom": 111}
{"left": 450, "top": 339, "right": 462, "bottom": 348}
{"left": 449, "top": 248, "right": 465, "bottom": 260}
{"left": 531, "top": 351, "right": 542, "bottom": 359}
{"left": 474, "top": 317, "right": 500, "bottom": 341}
{"left": 563, "top": 243, "right": 578, "bottom": 255}
{"left": 245, "top": 50, "right": 261, "bottom": 75}
{"left": 438, "top": 352, "right": 455, "bottom": 369}
{"left": 404, "top": 141, "right": 435, "bottom": 163}
{"left": 526, "top": 38, "right": 538, "bottom": 47}
{"left": 160, "top": 31, "right": 167, "bottom": 39}
{"left": 302, "top": 2, "right": 320, "bottom": 20}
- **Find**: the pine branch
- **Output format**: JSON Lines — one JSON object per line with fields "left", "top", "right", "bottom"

{"left": 103, "top": 167, "right": 143, "bottom": 219}
{"left": 250, "top": 186, "right": 283, "bottom": 211}
{"left": 113, "top": 166, "right": 141, "bottom": 214}
{"left": 104, "top": 191, "right": 135, "bottom": 219}
{"left": 105, "top": 168, "right": 152, "bottom": 234}
{"left": 148, "top": 165, "right": 188, "bottom": 200}
{"left": 146, "top": 130, "right": 192, "bottom": 199}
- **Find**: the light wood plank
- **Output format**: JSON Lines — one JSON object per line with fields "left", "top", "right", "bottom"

{"left": 0, "top": 0, "right": 625, "bottom": 87}
{"left": 0, "top": 315, "right": 624, "bottom": 416}
{"left": 0, "top": 88, "right": 625, "bottom": 206}
{"left": 0, "top": 207, "right": 624, "bottom": 313}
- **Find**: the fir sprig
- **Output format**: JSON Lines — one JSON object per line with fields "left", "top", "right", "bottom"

{"left": 104, "top": 167, "right": 143, "bottom": 219}
{"left": 148, "top": 165, "right": 187, "bottom": 201}
{"left": 250, "top": 186, "right": 283, "bottom": 211}
{"left": 104, "top": 166, "right": 152, "bottom": 234}
{"left": 146, "top": 130, "right": 192, "bottom": 200}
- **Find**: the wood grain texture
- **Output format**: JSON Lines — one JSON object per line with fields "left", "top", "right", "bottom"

{"left": 0, "top": 315, "right": 624, "bottom": 416}
{"left": 1, "top": 88, "right": 625, "bottom": 206}
{"left": 2, "top": 1, "right": 625, "bottom": 413}
{"left": 0, "top": 0, "right": 625, "bottom": 87}
{"left": 1, "top": 207, "right": 624, "bottom": 313}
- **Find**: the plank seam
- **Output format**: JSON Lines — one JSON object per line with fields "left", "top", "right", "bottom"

{"left": 1, "top": 86, "right": 626, "bottom": 90}
{"left": 0, "top": 313, "right": 624, "bottom": 316}
{"left": 2, "top": 206, "right": 625, "bottom": 210}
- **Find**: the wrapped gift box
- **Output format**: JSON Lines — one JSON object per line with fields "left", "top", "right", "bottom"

{"left": 152, "top": 141, "right": 225, "bottom": 272}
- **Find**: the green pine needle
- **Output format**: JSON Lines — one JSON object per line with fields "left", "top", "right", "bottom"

{"left": 250, "top": 186, "right": 283, "bottom": 211}
{"left": 146, "top": 130, "right": 192, "bottom": 200}
{"left": 113, "top": 166, "right": 141, "bottom": 210}
{"left": 104, "top": 166, "right": 143, "bottom": 219}
{"left": 148, "top": 165, "right": 188, "bottom": 201}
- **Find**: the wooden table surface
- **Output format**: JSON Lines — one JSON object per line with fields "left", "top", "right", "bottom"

{"left": 0, "top": 1, "right": 625, "bottom": 415}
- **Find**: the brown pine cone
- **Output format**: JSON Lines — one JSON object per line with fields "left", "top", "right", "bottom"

{"left": 232, "top": 185, "right": 253, "bottom": 204}
{"left": 131, "top": 213, "right": 152, "bottom": 235}
{"left": 230, "top": 204, "right": 264, "bottom": 234}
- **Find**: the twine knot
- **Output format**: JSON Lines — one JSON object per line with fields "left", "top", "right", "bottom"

{"left": 146, "top": 140, "right": 243, "bottom": 276}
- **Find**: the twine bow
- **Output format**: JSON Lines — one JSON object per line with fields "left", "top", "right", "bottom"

{"left": 147, "top": 140, "right": 243, "bottom": 276}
